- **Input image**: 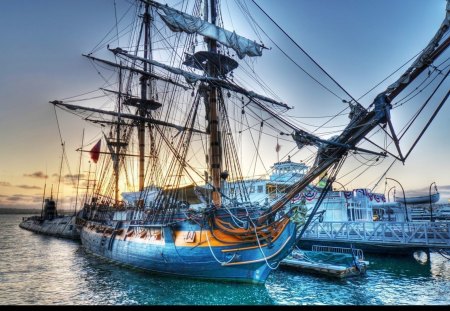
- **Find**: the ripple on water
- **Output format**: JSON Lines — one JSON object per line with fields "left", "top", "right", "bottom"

{"left": 1, "top": 214, "right": 449, "bottom": 305}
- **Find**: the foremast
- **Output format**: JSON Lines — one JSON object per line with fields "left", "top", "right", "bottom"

{"left": 139, "top": 2, "right": 151, "bottom": 193}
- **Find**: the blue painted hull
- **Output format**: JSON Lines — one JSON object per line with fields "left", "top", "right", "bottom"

{"left": 79, "top": 213, "right": 297, "bottom": 284}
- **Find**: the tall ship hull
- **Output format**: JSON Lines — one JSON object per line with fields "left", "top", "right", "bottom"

{"left": 77, "top": 208, "right": 297, "bottom": 283}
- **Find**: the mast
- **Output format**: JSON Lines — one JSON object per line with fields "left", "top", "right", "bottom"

{"left": 40, "top": 180, "right": 46, "bottom": 219}
{"left": 115, "top": 65, "right": 122, "bottom": 204}
{"left": 74, "top": 129, "right": 84, "bottom": 213}
{"left": 139, "top": 3, "right": 151, "bottom": 192}
{"left": 56, "top": 142, "right": 64, "bottom": 207}
{"left": 207, "top": 0, "right": 221, "bottom": 207}
{"left": 84, "top": 161, "right": 92, "bottom": 205}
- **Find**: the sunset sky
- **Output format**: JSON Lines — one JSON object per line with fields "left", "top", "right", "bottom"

{"left": 0, "top": 0, "right": 449, "bottom": 210}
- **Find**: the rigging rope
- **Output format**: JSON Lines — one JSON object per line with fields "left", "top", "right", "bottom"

{"left": 249, "top": 0, "right": 359, "bottom": 105}
{"left": 52, "top": 106, "right": 77, "bottom": 188}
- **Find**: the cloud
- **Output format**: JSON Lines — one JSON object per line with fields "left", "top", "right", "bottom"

{"left": 16, "top": 184, "right": 41, "bottom": 190}
{"left": 60, "top": 174, "right": 84, "bottom": 187}
{"left": 64, "top": 173, "right": 84, "bottom": 180}
{"left": 0, "top": 194, "right": 43, "bottom": 208}
{"left": 0, "top": 182, "right": 41, "bottom": 190}
{"left": 31, "top": 195, "right": 44, "bottom": 203}
{"left": 24, "top": 171, "right": 48, "bottom": 179}
{"left": 7, "top": 195, "right": 25, "bottom": 202}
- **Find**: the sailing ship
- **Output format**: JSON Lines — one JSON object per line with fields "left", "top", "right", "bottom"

{"left": 50, "top": 0, "right": 450, "bottom": 283}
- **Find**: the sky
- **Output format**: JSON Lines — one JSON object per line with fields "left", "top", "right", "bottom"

{"left": 0, "top": 0, "right": 449, "bottom": 210}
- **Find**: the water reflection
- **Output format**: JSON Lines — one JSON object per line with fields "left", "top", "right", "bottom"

{"left": 265, "top": 251, "right": 450, "bottom": 305}
{"left": 1, "top": 214, "right": 449, "bottom": 305}
{"left": 429, "top": 252, "right": 450, "bottom": 280}
{"left": 76, "top": 248, "right": 275, "bottom": 305}
{"left": 266, "top": 269, "right": 381, "bottom": 305}
{"left": 367, "top": 253, "right": 432, "bottom": 277}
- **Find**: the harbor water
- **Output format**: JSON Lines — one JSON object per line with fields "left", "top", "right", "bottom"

{"left": 1, "top": 214, "right": 449, "bottom": 305}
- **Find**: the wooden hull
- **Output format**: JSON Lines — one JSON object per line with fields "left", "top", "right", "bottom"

{"left": 78, "top": 212, "right": 297, "bottom": 284}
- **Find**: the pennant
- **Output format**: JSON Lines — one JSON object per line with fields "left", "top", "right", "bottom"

{"left": 89, "top": 140, "right": 101, "bottom": 163}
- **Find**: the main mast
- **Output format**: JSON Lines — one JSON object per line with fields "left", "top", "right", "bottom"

{"left": 115, "top": 65, "right": 122, "bottom": 204}
{"left": 206, "top": 0, "right": 222, "bottom": 207}
{"left": 139, "top": 3, "right": 151, "bottom": 192}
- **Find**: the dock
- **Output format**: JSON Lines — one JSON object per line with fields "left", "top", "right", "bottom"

{"left": 280, "top": 245, "right": 368, "bottom": 278}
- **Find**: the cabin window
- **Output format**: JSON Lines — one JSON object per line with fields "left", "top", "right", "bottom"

{"left": 257, "top": 185, "right": 264, "bottom": 193}
{"left": 346, "top": 202, "right": 370, "bottom": 221}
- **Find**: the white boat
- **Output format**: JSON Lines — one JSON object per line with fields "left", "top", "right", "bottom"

{"left": 395, "top": 193, "right": 440, "bottom": 204}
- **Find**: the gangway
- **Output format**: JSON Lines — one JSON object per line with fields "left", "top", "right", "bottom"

{"left": 300, "top": 221, "right": 450, "bottom": 251}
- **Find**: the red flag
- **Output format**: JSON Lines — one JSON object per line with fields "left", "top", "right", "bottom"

{"left": 89, "top": 140, "right": 101, "bottom": 163}
{"left": 275, "top": 137, "right": 281, "bottom": 152}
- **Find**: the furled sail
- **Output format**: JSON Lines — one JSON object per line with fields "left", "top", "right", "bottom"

{"left": 146, "top": 0, "right": 264, "bottom": 59}
{"left": 109, "top": 47, "right": 202, "bottom": 84}
{"left": 83, "top": 53, "right": 190, "bottom": 90}
{"left": 49, "top": 101, "right": 206, "bottom": 134}
{"left": 111, "top": 47, "right": 290, "bottom": 108}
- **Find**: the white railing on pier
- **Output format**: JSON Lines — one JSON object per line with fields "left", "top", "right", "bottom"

{"left": 311, "top": 245, "right": 365, "bottom": 261}
{"left": 301, "top": 221, "right": 450, "bottom": 247}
